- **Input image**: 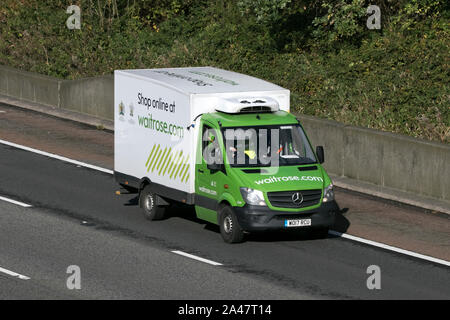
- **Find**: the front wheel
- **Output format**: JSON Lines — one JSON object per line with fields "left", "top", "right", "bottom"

{"left": 218, "top": 205, "right": 245, "bottom": 244}
{"left": 140, "top": 185, "right": 166, "bottom": 220}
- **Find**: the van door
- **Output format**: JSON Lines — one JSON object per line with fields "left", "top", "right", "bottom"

{"left": 195, "top": 122, "right": 223, "bottom": 224}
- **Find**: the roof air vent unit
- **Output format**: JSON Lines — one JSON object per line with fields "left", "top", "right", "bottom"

{"left": 215, "top": 97, "right": 279, "bottom": 114}
{"left": 240, "top": 106, "right": 272, "bottom": 113}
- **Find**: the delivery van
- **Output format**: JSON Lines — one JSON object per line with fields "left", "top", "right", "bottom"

{"left": 114, "top": 67, "right": 337, "bottom": 243}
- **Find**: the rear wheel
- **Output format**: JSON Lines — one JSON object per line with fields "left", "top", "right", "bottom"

{"left": 219, "top": 205, "right": 244, "bottom": 244}
{"left": 140, "top": 185, "right": 166, "bottom": 220}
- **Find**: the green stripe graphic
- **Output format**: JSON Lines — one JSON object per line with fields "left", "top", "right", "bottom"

{"left": 144, "top": 145, "right": 190, "bottom": 183}
{"left": 159, "top": 147, "right": 171, "bottom": 175}
{"left": 163, "top": 150, "right": 175, "bottom": 176}
{"left": 173, "top": 155, "right": 185, "bottom": 178}
{"left": 151, "top": 147, "right": 163, "bottom": 172}
{"left": 166, "top": 151, "right": 179, "bottom": 178}
{"left": 178, "top": 155, "right": 189, "bottom": 178}
{"left": 181, "top": 164, "right": 190, "bottom": 183}
{"left": 147, "top": 144, "right": 160, "bottom": 172}
{"left": 146, "top": 144, "right": 157, "bottom": 167}
{"left": 170, "top": 151, "right": 183, "bottom": 179}
{"left": 157, "top": 147, "right": 168, "bottom": 172}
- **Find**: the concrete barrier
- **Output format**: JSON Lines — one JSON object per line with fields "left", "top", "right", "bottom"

{"left": 296, "top": 114, "right": 450, "bottom": 202}
{"left": 60, "top": 75, "right": 114, "bottom": 120}
{"left": 1, "top": 64, "right": 449, "bottom": 203}
{"left": 0, "top": 65, "right": 113, "bottom": 120}
{"left": 0, "top": 65, "right": 61, "bottom": 107}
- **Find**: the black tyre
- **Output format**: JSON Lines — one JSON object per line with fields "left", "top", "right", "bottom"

{"left": 139, "top": 185, "right": 166, "bottom": 220}
{"left": 218, "top": 205, "right": 245, "bottom": 244}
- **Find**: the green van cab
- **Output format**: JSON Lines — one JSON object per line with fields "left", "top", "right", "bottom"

{"left": 194, "top": 111, "right": 337, "bottom": 243}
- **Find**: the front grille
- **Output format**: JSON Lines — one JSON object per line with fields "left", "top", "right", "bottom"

{"left": 267, "top": 189, "right": 322, "bottom": 209}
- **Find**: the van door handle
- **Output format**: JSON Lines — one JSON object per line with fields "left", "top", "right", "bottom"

{"left": 198, "top": 169, "right": 204, "bottom": 173}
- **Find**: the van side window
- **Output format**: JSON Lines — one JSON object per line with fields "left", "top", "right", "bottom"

{"left": 202, "top": 124, "right": 221, "bottom": 163}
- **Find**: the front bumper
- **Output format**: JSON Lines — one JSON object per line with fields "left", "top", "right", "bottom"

{"left": 233, "top": 201, "right": 338, "bottom": 232}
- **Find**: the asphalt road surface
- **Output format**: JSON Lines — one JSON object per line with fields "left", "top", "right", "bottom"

{"left": 0, "top": 142, "right": 449, "bottom": 299}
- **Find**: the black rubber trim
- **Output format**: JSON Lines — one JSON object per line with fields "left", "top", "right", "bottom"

{"left": 114, "top": 171, "right": 195, "bottom": 205}
{"left": 233, "top": 201, "right": 338, "bottom": 231}
{"left": 194, "top": 194, "right": 218, "bottom": 211}
{"left": 114, "top": 171, "right": 140, "bottom": 188}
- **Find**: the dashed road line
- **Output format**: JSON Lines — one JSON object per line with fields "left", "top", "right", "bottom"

{"left": 172, "top": 250, "right": 223, "bottom": 266}
{"left": 329, "top": 230, "right": 450, "bottom": 267}
{"left": 0, "top": 139, "right": 113, "bottom": 175}
{"left": 1, "top": 138, "right": 448, "bottom": 268}
{"left": 0, "top": 195, "right": 32, "bottom": 208}
{"left": 0, "top": 266, "right": 31, "bottom": 280}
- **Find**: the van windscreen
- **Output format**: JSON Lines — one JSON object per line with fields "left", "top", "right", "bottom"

{"left": 221, "top": 124, "right": 317, "bottom": 168}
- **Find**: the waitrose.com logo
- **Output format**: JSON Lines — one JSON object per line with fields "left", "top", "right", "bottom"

{"left": 255, "top": 175, "right": 323, "bottom": 185}
{"left": 138, "top": 113, "right": 184, "bottom": 138}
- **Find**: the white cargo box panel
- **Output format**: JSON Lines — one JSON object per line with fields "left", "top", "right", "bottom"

{"left": 114, "top": 67, "right": 290, "bottom": 195}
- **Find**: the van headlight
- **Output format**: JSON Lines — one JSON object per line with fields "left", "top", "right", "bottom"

{"left": 240, "top": 188, "right": 266, "bottom": 206}
{"left": 323, "top": 184, "right": 334, "bottom": 202}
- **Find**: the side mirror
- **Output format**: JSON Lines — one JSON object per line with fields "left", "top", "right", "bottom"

{"left": 316, "top": 146, "right": 324, "bottom": 164}
{"left": 207, "top": 162, "right": 224, "bottom": 173}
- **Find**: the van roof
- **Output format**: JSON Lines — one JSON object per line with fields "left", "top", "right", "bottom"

{"left": 202, "top": 110, "right": 298, "bottom": 128}
{"left": 117, "top": 67, "right": 287, "bottom": 95}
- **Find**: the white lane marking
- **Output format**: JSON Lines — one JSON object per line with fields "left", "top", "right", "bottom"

{"left": 0, "top": 139, "right": 113, "bottom": 175}
{"left": 329, "top": 230, "right": 450, "bottom": 267}
{"left": 172, "top": 250, "right": 223, "bottom": 266}
{"left": 0, "top": 196, "right": 32, "bottom": 208}
{"left": 0, "top": 266, "right": 31, "bottom": 280}
{"left": 1, "top": 139, "right": 448, "bottom": 267}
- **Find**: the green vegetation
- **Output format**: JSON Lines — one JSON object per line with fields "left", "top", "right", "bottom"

{"left": 0, "top": 0, "right": 448, "bottom": 142}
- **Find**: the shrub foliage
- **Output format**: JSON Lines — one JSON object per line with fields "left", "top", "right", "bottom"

{"left": 0, "top": 0, "right": 448, "bottom": 142}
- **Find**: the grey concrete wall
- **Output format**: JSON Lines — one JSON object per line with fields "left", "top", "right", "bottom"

{"left": 296, "top": 114, "right": 450, "bottom": 201}
{"left": 1, "top": 65, "right": 449, "bottom": 202}
{"left": 0, "top": 65, "right": 60, "bottom": 107}
{"left": 0, "top": 65, "right": 113, "bottom": 120}
{"left": 60, "top": 75, "right": 114, "bottom": 120}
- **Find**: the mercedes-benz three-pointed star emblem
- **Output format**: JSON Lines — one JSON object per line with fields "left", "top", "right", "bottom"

{"left": 292, "top": 192, "right": 303, "bottom": 205}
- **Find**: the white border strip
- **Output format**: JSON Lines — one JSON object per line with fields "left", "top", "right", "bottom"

{"left": 172, "top": 250, "right": 223, "bottom": 266}
{"left": 329, "top": 230, "right": 450, "bottom": 267}
{"left": 1, "top": 139, "right": 448, "bottom": 267}
{"left": 0, "top": 196, "right": 32, "bottom": 208}
{"left": 0, "top": 266, "right": 31, "bottom": 280}
{"left": 0, "top": 139, "right": 113, "bottom": 175}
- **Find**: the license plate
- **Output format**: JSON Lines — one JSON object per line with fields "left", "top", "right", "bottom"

{"left": 285, "top": 219, "right": 311, "bottom": 227}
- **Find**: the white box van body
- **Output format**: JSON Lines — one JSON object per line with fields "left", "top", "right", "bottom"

{"left": 114, "top": 67, "right": 290, "bottom": 199}
{"left": 114, "top": 67, "right": 336, "bottom": 243}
